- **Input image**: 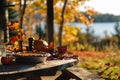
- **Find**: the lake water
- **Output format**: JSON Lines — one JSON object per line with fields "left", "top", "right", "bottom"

{"left": 41, "top": 21, "right": 119, "bottom": 39}
{"left": 69, "top": 22, "right": 119, "bottom": 38}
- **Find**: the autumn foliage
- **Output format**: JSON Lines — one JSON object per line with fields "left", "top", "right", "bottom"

{"left": 74, "top": 51, "right": 120, "bottom": 80}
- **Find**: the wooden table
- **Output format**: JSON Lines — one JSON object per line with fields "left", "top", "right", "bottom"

{"left": 0, "top": 59, "right": 77, "bottom": 80}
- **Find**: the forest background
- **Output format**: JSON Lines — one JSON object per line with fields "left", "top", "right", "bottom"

{"left": 6, "top": 0, "right": 120, "bottom": 53}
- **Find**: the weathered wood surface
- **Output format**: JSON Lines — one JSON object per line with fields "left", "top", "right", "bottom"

{"left": 66, "top": 66, "right": 105, "bottom": 80}
{"left": 0, "top": 59, "right": 77, "bottom": 79}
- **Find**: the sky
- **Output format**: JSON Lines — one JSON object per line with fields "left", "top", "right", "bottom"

{"left": 81, "top": 0, "right": 120, "bottom": 15}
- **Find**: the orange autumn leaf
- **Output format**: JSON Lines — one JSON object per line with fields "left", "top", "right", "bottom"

{"left": 118, "top": 72, "right": 120, "bottom": 77}
{"left": 10, "top": 36, "right": 18, "bottom": 44}
{"left": 13, "top": 22, "right": 19, "bottom": 29}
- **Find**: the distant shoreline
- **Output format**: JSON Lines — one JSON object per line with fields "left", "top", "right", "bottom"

{"left": 69, "top": 22, "right": 118, "bottom": 38}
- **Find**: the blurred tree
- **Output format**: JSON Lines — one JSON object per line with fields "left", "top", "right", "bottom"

{"left": 7, "top": 0, "right": 97, "bottom": 49}
{"left": 7, "top": 7, "right": 19, "bottom": 39}
{"left": 54, "top": 0, "right": 96, "bottom": 46}
{"left": 35, "top": 23, "right": 46, "bottom": 39}
{"left": 23, "top": 0, "right": 47, "bottom": 39}
{"left": 8, "top": 8, "right": 18, "bottom": 23}
{"left": 8, "top": 0, "right": 27, "bottom": 51}
{"left": 93, "top": 13, "right": 119, "bottom": 22}
{"left": 0, "top": 0, "right": 7, "bottom": 42}
{"left": 0, "top": 0, "right": 7, "bottom": 30}
{"left": 58, "top": 0, "right": 68, "bottom": 46}
{"left": 17, "top": 0, "right": 27, "bottom": 51}
{"left": 86, "top": 26, "right": 95, "bottom": 44}
{"left": 47, "top": 0, "right": 54, "bottom": 44}
{"left": 112, "top": 21, "right": 120, "bottom": 48}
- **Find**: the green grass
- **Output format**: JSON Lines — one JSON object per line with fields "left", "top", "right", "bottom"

{"left": 77, "top": 55, "right": 120, "bottom": 80}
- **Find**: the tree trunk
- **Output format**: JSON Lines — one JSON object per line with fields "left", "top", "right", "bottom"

{"left": 0, "top": 0, "right": 7, "bottom": 42}
{"left": 19, "top": 0, "right": 27, "bottom": 52}
{"left": 47, "top": 0, "right": 54, "bottom": 44}
{"left": 58, "top": 0, "right": 68, "bottom": 46}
